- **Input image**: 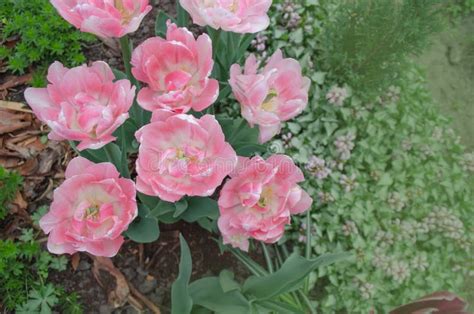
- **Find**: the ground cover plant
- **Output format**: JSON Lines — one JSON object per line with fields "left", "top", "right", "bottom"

{"left": 0, "top": 0, "right": 472, "bottom": 313}
{"left": 0, "top": 0, "right": 95, "bottom": 75}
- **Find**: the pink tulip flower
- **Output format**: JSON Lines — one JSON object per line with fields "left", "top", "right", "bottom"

{"left": 131, "top": 22, "right": 219, "bottom": 114}
{"left": 25, "top": 61, "right": 135, "bottom": 151}
{"left": 218, "top": 155, "right": 312, "bottom": 251}
{"left": 39, "top": 157, "right": 138, "bottom": 257}
{"left": 50, "top": 0, "right": 152, "bottom": 38}
{"left": 229, "top": 49, "right": 310, "bottom": 143}
{"left": 135, "top": 113, "right": 237, "bottom": 202}
{"left": 179, "top": 0, "right": 272, "bottom": 33}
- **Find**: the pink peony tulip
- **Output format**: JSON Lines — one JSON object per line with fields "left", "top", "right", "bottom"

{"left": 50, "top": 0, "right": 152, "bottom": 38}
{"left": 39, "top": 157, "right": 138, "bottom": 257}
{"left": 179, "top": 0, "right": 272, "bottom": 33}
{"left": 229, "top": 49, "right": 310, "bottom": 143}
{"left": 218, "top": 155, "right": 312, "bottom": 251}
{"left": 131, "top": 22, "right": 219, "bottom": 114}
{"left": 25, "top": 61, "right": 135, "bottom": 151}
{"left": 135, "top": 113, "right": 237, "bottom": 202}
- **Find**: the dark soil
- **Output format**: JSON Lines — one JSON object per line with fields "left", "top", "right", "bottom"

{"left": 1, "top": 2, "right": 267, "bottom": 313}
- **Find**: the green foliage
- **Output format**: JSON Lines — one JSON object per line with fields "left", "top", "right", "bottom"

{"left": 0, "top": 167, "right": 22, "bottom": 219}
{"left": 171, "top": 237, "right": 349, "bottom": 313}
{"left": 0, "top": 0, "right": 95, "bottom": 74}
{"left": 320, "top": 0, "right": 443, "bottom": 99}
{"left": 0, "top": 234, "right": 82, "bottom": 313}
{"left": 241, "top": 1, "right": 474, "bottom": 311}
{"left": 280, "top": 67, "right": 474, "bottom": 312}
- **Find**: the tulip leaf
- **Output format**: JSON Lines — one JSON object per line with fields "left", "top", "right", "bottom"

{"left": 174, "top": 198, "right": 189, "bottom": 217}
{"left": 181, "top": 197, "right": 219, "bottom": 222}
{"left": 125, "top": 205, "right": 160, "bottom": 243}
{"left": 155, "top": 11, "right": 175, "bottom": 37}
{"left": 218, "top": 117, "right": 266, "bottom": 157}
{"left": 171, "top": 234, "right": 193, "bottom": 314}
{"left": 243, "top": 252, "right": 351, "bottom": 300}
{"left": 176, "top": 2, "right": 189, "bottom": 27}
{"left": 189, "top": 277, "right": 251, "bottom": 314}
{"left": 254, "top": 300, "right": 306, "bottom": 314}
{"left": 219, "top": 270, "right": 241, "bottom": 293}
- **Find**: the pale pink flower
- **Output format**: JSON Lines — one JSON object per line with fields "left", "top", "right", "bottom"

{"left": 131, "top": 22, "right": 219, "bottom": 114}
{"left": 179, "top": 0, "right": 272, "bottom": 33}
{"left": 135, "top": 113, "right": 237, "bottom": 202}
{"left": 50, "top": 0, "right": 152, "bottom": 38}
{"left": 39, "top": 157, "right": 138, "bottom": 257}
{"left": 25, "top": 61, "right": 135, "bottom": 151}
{"left": 229, "top": 50, "right": 310, "bottom": 143}
{"left": 218, "top": 155, "right": 312, "bottom": 251}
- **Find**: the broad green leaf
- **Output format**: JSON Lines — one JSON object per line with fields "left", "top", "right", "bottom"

{"left": 125, "top": 216, "right": 159, "bottom": 243}
{"left": 219, "top": 270, "right": 241, "bottom": 293}
{"left": 155, "top": 11, "right": 175, "bottom": 37}
{"left": 174, "top": 198, "right": 189, "bottom": 217}
{"left": 189, "top": 277, "right": 250, "bottom": 314}
{"left": 254, "top": 300, "right": 306, "bottom": 314}
{"left": 181, "top": 197, "right": 219, "bottom": 222}
{"left": 171, "top": 234, "right": 193, "bottom": 314}
{"left": 176, "top": 1, "right": 189, "bottom": 27}
{"left": 243, "top": 252, "right": 351, "bottom": 300}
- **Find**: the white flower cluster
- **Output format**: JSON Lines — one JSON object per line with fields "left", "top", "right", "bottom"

{"left": 461, "top": 152, "right": 474, "bottom": 172}
{"left": 388, "top": 260, "right": 411, "bottom": 283}
{"left": 411, "top": 253, "right": 429, "bottom": 271}
{"left": 306, "top": 155, "right": 331, "bottom": 180}
{"left": 387, "top": 192, "right": 406, "bottom": 212}
{"left": 318, "top": 191, "right": 335, "bottom": 204}
{"left": 281, "top": 132, "right": 293, "bottom": 149}
{"left": 422, "top": 207, "right": 471, "bottom": 251}
{"left": 374, "top": 230, "right": 395, "bottom": 248}
{"left": 354, "top": 280, "right": 376, "bottom": 300}
{"left": 326, "top": 85, "right": 349, "bottom": 106}
{"left": 342, "top": 220, "right": 358, "bottom": 236}
{"left": 334, "top": 132, "right": 356, "bottom": 161}
{"left": 275, "top": 0, "right": 302, "bottom": 29}
{"left": 376, "top": 85, "right": 401, "bottom": 105}
{"left": 340, "top": 173, "right": 358, "bottom": 192}
{"left": 251, "top": 33, "right": 268, "bottom": 53}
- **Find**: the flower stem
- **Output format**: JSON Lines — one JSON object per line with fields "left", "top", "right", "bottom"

{"left": 261, "top": 242, "right": 274, "bottom": 273}
{"left": 119, "top": 36, "right": 143, "bottom": 126}
{"left": 304, "top": 209, "right": 312, "bottom": 293}
{"left": 119, "top": 36, "right": 137, "bottom": 87}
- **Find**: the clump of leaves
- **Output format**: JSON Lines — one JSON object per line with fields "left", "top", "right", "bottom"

{"left": 0, "top": 229, "right": 81, "bottom": 313}
{"left": 0, "top": 0, "right": 95, "bottom": 74}
{"left": 0, "top": 167, "right": 22, "bottom": 219}
{"left": 320, "top": 0, "right": 443, "bottom": 99}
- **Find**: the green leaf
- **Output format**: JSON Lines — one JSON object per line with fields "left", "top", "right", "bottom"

{"left": 125, "top": 205, "right": 160, "bottom": 243}
{"left": 180, "top": 197, "right": 219, "bottom": 222}
{"left": 171, "top": 234, "right": 193, "bottom": 314}
{"left": 176, "top": 1, "right": 189, "bottom": 27}
{"left": 255, "top": 300, "right": 306, "bottom": 314}
{"left": 155, "top": 11, "right": 175, "bottom": 37}
{"left": 174, "top": 198, "right": 189, "bottom": 217}
{"left": 219, "top": 270, "right": 241, "bottom": 293}
{"left": 243, "top": 252, "right": 351, "bottom": 300}
{"left": 189, "top": 277, "right": 251, "bottom": 314}
{"left": 218, "top": 117, "right": 266, "bottom": 156}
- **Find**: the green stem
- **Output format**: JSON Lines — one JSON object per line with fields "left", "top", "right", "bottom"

{"left": 119, "top": 36, "right": 137, "bottom": 86}
{"left": 274, "top": 244, "right": 284, "bottom": 268}
{"left": 298, "top": 290, "right": 316, "bottom": 314}
{"left": 119, "top": 36, "right": 143, "bottom": 126}
{"left": 304, "top": 209, "right": 312, "bottom": 293}
{"left": 260, "top": 242, "right": 274, "bottom": 273}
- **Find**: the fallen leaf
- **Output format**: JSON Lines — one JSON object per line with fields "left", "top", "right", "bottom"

{"left": 0, "top": 73, "right": 33, "bottom": 92}
{"left": 0, "top": 100, "right": 32, "bottom": 113}
{"left": 92, "top": 256, "right": 130, "bottom": 309}
{"left": 71, "top": 253, "right": 81, "bottom": 271}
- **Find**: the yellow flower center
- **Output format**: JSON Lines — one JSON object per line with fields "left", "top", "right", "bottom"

{"left": 261, "top": 90, "right": 278, "bottom": 112}
{"left": 115, "top": 0, "right": 134, "bottom": 24}
{"left": 85, "top": 205, "right": 100, "bottom": 220}
{"left": 257, "top": 187, "right": 273, "bottom": 208}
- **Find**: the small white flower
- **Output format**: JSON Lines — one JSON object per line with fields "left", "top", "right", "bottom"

{"left": 326, "top": 85, "right": 349, "bottom": 106}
